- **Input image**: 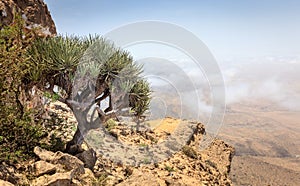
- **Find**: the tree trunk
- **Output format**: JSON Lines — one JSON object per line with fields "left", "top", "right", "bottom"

{"left": 65, "top": 108, "right": 88, "bottom": 154}
{"left": 65, "top": 127, "right": 84, "bottom": 154}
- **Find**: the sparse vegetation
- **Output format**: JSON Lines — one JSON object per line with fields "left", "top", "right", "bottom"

{"left": 164, "top": 165, "right": 175, "bottom": 172}
{"left": 205, "top": 159, "right": 217, "bottom": 169}
{"left": 93, "top": 173, "right": 109, "bottom": 186}
{"left": 142, "top": 158, "right": 151, "bottom": 164}
{"left": 139, "top": 143, "right": 148, "bottom": 148}
{"left": 182, "top": 145, "right": 198, "bottom": 159}
{"left": 0, "top": 15, "right": 47, "bottom": 162}
{"left": 105, "top": 119, "right": 117, "bottom": 132}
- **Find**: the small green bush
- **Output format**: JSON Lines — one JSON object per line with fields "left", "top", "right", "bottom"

{"left": 182, "top": 145, "right": 198, "bottom": 159}
{"left": 164, "top": 165, "right": 175, "bottom": 172}
{"left": 0, "top": 15, "right": 47, "bottom": 162}
{"left": 205, "top": 159, "right": 217, "bottom": 169}
{"left": 105, "top": 119, "right": 117, "bottom": 131}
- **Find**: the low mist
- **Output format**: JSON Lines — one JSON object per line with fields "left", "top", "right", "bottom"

{"left": 136, "top": 56, "right": 300, "bottom": 122}
{"left": 223, "top": 57, "right": 300, "bottom": 111}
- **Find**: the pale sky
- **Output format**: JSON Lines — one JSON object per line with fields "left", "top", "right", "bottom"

{"left": 45, "top": 0, "right": 300, "bottom": 61}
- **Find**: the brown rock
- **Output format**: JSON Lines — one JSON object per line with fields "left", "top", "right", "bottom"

{"left": 200, "top": 139, "right": 235, "bottom": 175}
{"left": 0, "top": 0, "right": 56, "bottom": 36}
{"left": 74, "top": 168, "right": 96, "bottom": 186}
{"left": 0, "top": 180, "right": 14, "bottom": 186}
{"left": 31, "top": 147, "right": 97, "bottom": 185}
{"left": 32, "top": 161, "right": 56, "bottom": 177}
{"left": 117, "top": 170, "right": 164, "bottom": 186}
{"left": 34, "top": 147, "right": 84, "bottom": 171}
{"left": 31, "top": 171, "right": 72, "bottom": 186}
{"left": 115, "top": 119, "right": 235, "bottom": 186}
{"left": 34, "top": 146, "right": 55, "bottom": 161}
{"left": 52, "top": 151, "right": 85, "bottom": 171}
{"left": 0, "top": 163, "right": 20, "bottom": 185}
{"left": 31, "top": 168, "right": 94, "bottom": 186}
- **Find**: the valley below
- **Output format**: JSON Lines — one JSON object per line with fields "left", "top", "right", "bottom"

{"left": 218, "top": 100, "right": 300, "bottom": 185}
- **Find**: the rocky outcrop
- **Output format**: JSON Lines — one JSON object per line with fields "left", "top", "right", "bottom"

{"left": 115, "top": 123, "right": 235, "bottom": 186}
{"left": 0, "top": 101, "right": 235, "bottom": 185}
{"left": 71, "top": 118, "right": 231, "bottom": 185}
{"left": 0, "top": 0, "right": 56, "bottom": 36}
{"left": 33, "top": 146, "right": 85, "bottom": 171}
{"left": 46, "top": 102, "right": 235, "bottom": 185}
{"left": 0, "top": 127, "right": 234, "bottom": 185}
{"left": 0, "top": 146, "right": 96, "bottom": 186}
{"left": 31, "top": 147, "right": 95, "bottom": 186}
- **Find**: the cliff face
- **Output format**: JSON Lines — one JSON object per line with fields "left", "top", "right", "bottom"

{"left": 115, "top": 119, "right": 235, "bottom": 186}
{"left": 0, "top": 0, "right": 56, "bottom": 36}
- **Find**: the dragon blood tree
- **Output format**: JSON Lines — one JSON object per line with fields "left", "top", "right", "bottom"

{"left": 28, "top": 35, "right": 151, "bottom": 154}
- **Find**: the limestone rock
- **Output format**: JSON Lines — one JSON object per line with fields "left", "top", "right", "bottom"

{"left": 117, "top": 170, "right": 164, "bottom": 186}
{"left": 31, "top": 168, "right": 95, "bottom": 186}
{"left": 75, "top": 168, "right": 96, "bottom": 186}
{"left": 32, "top": 161, "right": 56, "bottom": 177}
{"left": 34, "top": 147, "right": 84, "bottom": 171}
{"left": 52, "top": 151, "right": 85, "bottom": 171}
{"left": 34, "top": 146, "right": 55, "bottom": 161}
{"left": 31, "top": 171, "right": 72, "bottom": 186}
{"left": 0, "top": 179, "right": 14, "bottom": 186}
{"left": 31, "top": 147, "right": 96, "bottom": 185}
{"left": 200, "top": 139, "right": 235, "bottom": 175}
